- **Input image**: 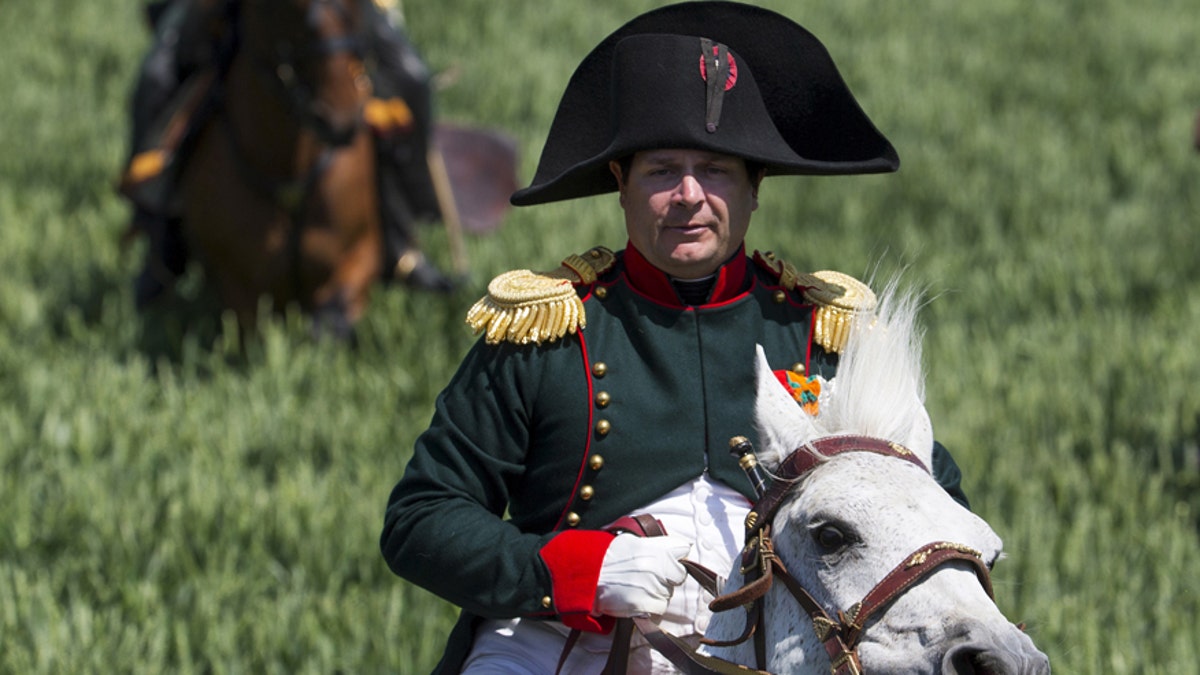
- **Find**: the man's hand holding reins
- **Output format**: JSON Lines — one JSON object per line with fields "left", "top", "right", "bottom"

{"left": 594, "top": 533, "right": 692, "bottom": 617}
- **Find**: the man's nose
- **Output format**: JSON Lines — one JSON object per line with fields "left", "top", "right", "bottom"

{"left": 673, "top": 174, "right": 704, "bottom": 206}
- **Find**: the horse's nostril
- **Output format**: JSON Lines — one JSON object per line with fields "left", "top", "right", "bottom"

{"left": 940, "top": 638, "right": 1008, "bottom": 672}
{"left": 944, "top": 644, "right": 988, "bottom": 675}
{"left": 943, "top": 641, "right": 1050, "bottom": 675}
{"left": 972, "top": 656, "right": 1001, "bottom": 675}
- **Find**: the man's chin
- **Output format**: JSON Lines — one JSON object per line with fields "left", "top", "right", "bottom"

{"left": 661, "top": 251, "right": 722, "bottom": 278}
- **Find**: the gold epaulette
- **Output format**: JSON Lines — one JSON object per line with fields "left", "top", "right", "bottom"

{"left": 755, "top": 251, "right": 876, "bottom": 353}
{"left": 797, "top": 270, "right": 877, "bottom": 354}
{"left": 465, "top": 247, "right": 616, "bottom": 345}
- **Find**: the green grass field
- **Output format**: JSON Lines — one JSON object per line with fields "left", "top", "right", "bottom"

{"left": 2, "top": 0, "right": 1198, "bottom": 672}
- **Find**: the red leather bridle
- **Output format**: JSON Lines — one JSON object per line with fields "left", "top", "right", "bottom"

{"left": 702, "top": 435, "right": 996, "bottom": 675}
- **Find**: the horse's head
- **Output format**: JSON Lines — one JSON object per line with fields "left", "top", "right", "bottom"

{"left": 240, "top": 0, "right": 368, "bottom": 145}
{"left": 705, "top": 281, "right": 1050, "bottom": 674}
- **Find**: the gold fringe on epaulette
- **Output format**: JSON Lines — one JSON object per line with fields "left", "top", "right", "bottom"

{"left": 800, "top": 270, "right": 877, "bottom": 354}
{"left": 465, "top": 247, "right": 615, "bottom": 346}
{"left": 466, "top": 267, "right": 586, "bottom": 345}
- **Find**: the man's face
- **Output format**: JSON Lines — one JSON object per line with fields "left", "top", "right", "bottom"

{"left": 610, "top": 149, "right": 760, "bottom": 280}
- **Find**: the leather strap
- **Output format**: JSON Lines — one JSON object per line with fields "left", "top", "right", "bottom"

{"left": 608, "top": 513, "right": 668, "bottom": 538}
{"left": 633, "top": 616, "right": 771, "bottom": 675}
{"left": 745, "top": 436, "right": 928, "bottom": 539}
{"left": 601, "top": 618, "right": 635, "bottom": 675}
{"left": 842, "top": 541, "right": 994, "bottom": 647}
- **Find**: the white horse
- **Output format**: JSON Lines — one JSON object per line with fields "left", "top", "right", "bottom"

{"left": 692, "top": 281, "right": 1051, "bottom": 674}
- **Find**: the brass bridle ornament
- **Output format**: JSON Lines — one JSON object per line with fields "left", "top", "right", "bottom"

{"left": 700, "top": 435, "right": 996, "bottom": 675}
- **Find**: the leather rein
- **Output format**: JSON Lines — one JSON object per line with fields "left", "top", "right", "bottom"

{"left": 597, "top": 436, "right": 997, "bottom": 675}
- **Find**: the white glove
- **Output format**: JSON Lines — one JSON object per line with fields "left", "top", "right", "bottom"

{"left": 594, "top": 534, "right": 692, "bottom": 618}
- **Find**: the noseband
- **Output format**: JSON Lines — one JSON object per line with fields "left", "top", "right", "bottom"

{"left": 703, "top": 435, "right": 996, "bottom": 675}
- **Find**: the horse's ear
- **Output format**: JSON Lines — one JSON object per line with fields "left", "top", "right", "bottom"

{"left": 753, "top": 344, "right": 819, "bottom": 470}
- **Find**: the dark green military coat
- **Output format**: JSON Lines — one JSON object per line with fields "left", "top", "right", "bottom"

{"left": 381, "top": 244, "right": 967, "bottom": 673}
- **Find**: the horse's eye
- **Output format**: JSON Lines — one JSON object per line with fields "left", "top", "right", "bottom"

{"left": 812, "top": 524, "right": 849, "bottom": 552}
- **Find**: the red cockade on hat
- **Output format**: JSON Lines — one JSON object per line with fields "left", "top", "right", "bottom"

{"left": 699, "top": 44, "right": 738, "bottom": 91}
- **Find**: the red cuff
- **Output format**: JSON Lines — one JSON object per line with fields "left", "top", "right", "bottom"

{"left": 539, "top": 530, "right": 617, "bottom": 633}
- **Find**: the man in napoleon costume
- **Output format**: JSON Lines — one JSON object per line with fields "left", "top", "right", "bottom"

{"left": 381, "top": 3, "right": 970, "bottom": 672}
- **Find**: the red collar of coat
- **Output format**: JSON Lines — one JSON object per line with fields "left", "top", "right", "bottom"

{"left": 621, "top": 242, "right": 751, "bottom": 308}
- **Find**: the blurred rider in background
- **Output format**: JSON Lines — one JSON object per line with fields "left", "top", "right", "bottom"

{"left": 122, "top": 0, "right": 455, "bottom": 310}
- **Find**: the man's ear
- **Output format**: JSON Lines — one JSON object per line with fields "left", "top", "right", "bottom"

{"left": 751, "top": 168, "right": 766, "bottom": 200}
{"left": 609, "top": 160, "right": 626, "bottom": 205}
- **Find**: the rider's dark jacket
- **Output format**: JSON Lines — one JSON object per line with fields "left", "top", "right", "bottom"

{"left": 380, "top": 244, "right": 968, "bottom": 673}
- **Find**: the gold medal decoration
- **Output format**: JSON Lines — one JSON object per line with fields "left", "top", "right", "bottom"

{"left": 466, "top": 247, "right": 616, "bottom": 345}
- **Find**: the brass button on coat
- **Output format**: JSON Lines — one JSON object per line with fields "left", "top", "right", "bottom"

{"left": 595, "top": 286, "right": 608, "bottom": 299}
{"left": 791, "top": 362, "right": 806, "bottom": 375}
{"left": 589, "top": 454, "right": 604, "bottom": 471}
{"left": 566, "top": 512, "right": 581, "bottom": 526}
{"left": 580, "top": 485, "right": 595, "bottom": 500}
{"left": 541, "top": 596, "right": 553, "bottom": 608}
{"left": 591, "top": 362, "right": 607, "bottom": 378}
{"left": 773, "top": 290, "right": 787, "bottom": 304}
{"left": 595, "top": 419, "right": 611, "bottom": 436}
{"left": 594, "top": 391, "right": 611, "bottom": 408}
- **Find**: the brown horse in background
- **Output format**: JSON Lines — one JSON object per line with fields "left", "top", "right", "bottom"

{"left": 180, "top": 0, "right": 380, "bottom": 339}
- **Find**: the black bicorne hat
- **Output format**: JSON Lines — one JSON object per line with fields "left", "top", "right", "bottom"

{"left": 511, "top": 1, "right": 899, "bottom": 206}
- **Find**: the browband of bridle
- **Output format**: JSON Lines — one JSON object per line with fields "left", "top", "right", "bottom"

{"left": 743, "top": 435, "right": 928, "bottom": 538}
{"left": 583, "top": 435, "right": 996, "bottom": 675}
